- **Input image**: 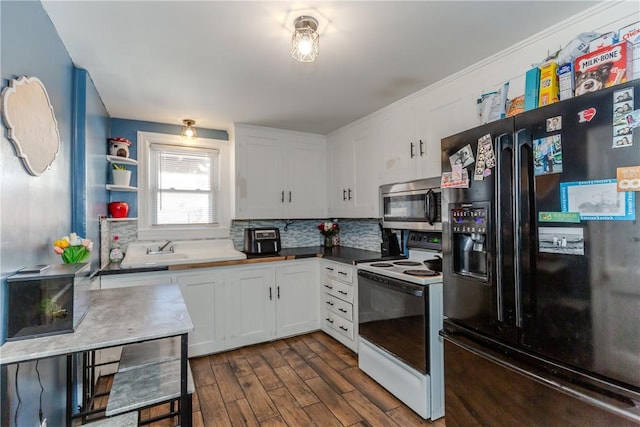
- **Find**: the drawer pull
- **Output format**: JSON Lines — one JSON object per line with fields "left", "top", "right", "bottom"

{"left": 326, "top": 267, "right": 335, "bottom": 271}
{"left": 339, "top": 326, "right": 348, "bottom": 331}
{"left": 338, "top": 290, "right": 348, "bottom": 295}
{"left": 326, "top": 301, "right": 334, "bottom": 306}
{"left": 326, "top": 318, "right": 334, "bottom": 324}
{"left": 338, "top": 271, "right": 348, "bottom": 276}
{"left": 324, "top": 284, "right": 333, "bottom": 289}
{"left": 338, "top": 308, "right": 347, "bottom": 313}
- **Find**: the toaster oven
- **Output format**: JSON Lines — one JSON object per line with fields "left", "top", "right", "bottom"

{"left": 243, "top": 228, "right": 281, "bottom": 254}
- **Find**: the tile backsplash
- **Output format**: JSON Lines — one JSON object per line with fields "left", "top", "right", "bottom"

{"left": 101, "top": 217, "right": 383, "bottom": 266}
{"left": 230, "top": 219, "right": 382, "bottom": 252}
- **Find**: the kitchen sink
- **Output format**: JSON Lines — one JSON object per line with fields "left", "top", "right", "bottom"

{"left": 120, "top": 239, "right": 246, "bottom": 268}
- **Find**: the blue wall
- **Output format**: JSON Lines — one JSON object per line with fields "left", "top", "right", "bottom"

{"left": 1, "top": 2, "right": 109, "bottom": 425}
{"left": 109, "top": 118, "right": 228, "bottom": 217}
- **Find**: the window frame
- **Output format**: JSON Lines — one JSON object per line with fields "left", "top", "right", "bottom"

{"left": 137, "top": 131, "right": 231, "bottom": 241}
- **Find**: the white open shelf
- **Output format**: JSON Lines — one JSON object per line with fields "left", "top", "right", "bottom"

{"left": 106, "top": 184, "right": 137, "bottom": 192}
{"left": 106, "top": 155, "right": 138, "bottom": 166}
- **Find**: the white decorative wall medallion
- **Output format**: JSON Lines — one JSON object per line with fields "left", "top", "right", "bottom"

{"left": 1, "top": 76, "right": 61, "bottom": 176}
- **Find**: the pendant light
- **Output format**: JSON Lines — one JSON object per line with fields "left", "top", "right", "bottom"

{"left": 291, "top": 16, "right": 319, "bottom": 63}
{"left": 181, "top": 119, "right": 197, "bottom": 139}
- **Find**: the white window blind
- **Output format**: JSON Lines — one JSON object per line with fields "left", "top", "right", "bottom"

{"left": 149, "top": 144, "right": 219, "bottom": 226}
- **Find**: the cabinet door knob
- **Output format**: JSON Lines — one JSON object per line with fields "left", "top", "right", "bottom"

{"left": 343, "top": 189, "right": 347, "bottom": 201}
{"left": 326, "top": 301, "right": 334, "bottom": 306}
{"left": 338, "top": 308, "right": 347, "bottom": 313}
{"left": 288, "top": 191, "right": 292, "bottom": 203}
{"left": 269, "top": 287, "right": 273, "bottom": 300}
{"left": 324, "top": 284, "right": 333, "bottom": 289}
{"left": 410, "top": 142, "right": 415, "bottom": 158}
{"left": 338, "top": 290, "right": 347, "bottom": 295}
{"left": 339, "top": 326, "right": 348, "bottom": 331}
{"left": 277, "top": 286, "right": 280, "bottom": 299}
{"left": 419, "top": 139, "right": 424, "bottom": 156}
{"left": 281, "top": 191, "right": 285, "bottom": 203}
{"left": 326, "top": 318, "right": 334, "bottom": 324}
{"left": 348, "top": 188, "right": 352, "bottom": 200}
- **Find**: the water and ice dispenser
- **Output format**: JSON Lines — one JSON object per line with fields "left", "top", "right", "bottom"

{"left": 450, "top": 204, "right": 489, "bottom": 280}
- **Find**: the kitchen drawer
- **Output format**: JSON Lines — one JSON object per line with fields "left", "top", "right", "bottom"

{"left": 323, "top": 293, "right": 353, "bottom": 321}
{"left": 324, "top": 312, "right": 354, "bottom": 340}
{"left": 323, "top": 262, "right": 353, "bottom": 284}
{"left": 322, "top": 278, "right": 353, "bottom": 303}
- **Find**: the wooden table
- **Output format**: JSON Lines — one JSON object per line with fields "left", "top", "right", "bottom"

{"left": 0, "top": 283, "right": 194, "bottom": 426}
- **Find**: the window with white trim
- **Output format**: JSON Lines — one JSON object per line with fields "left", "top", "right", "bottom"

{"left": 137, "top": 132, "right": 231, "bottom": 241}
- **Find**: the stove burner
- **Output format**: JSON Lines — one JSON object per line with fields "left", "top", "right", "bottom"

{"left": 403, "top": 269, "right": 440, "bottom": 277}
{"left": 370, "top": 262, "right": 394, "bottom": 268}
{"left": 393, "top": 261, "right": 423, "bottom": 267}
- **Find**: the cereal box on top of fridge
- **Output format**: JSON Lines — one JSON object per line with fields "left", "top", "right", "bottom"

{"left": 574, "top": 41, "right": 632, "bottom": 96}
{"left": 558, "top": 63, "right": 574, "bottom": 101}
{"left": 538, "top": 61, "right": 559, "bottom": 107}
{"left": 618, "top": 21, "right": 640, "bottom": 45}
{"left": 619, "top": 21, "right": 640, "bottom": 80}
{"left": 588, "top": 32, "right": 618, "bottom": 52}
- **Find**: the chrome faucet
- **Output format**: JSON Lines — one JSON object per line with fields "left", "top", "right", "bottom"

{"left": 147, "top": 241, "right": 174, "bottom": 254}
{"left": 158, "top": 240, "right": 173, "bottom": 251}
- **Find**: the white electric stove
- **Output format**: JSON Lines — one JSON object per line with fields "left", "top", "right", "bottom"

{"left": 357, "top": 231, "right": 444, "bottom": 420}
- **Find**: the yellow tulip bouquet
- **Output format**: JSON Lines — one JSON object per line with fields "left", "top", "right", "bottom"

{"left": 53, "top": 233, "right": 93, "bottom": 263}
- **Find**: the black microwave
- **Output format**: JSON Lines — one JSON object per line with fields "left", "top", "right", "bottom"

{"left": 380, "top": 177, "right": 442, "bottom": 231}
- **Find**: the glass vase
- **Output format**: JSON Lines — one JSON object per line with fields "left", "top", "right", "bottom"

{"left": 324, "top": 235, "right": 333, "bottom": 249}
{"left": 109, "top": 244, "right": 124, "bottom": 263}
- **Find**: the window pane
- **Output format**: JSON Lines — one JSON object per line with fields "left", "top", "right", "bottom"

{"left": 150, "top": 144, "right": 218, "bottom": 226}
{"left": 159, "top": 150, "right": 211, "bottom": 191}
{"left": 155, "top": 191, "right": 214, "bottom": 225}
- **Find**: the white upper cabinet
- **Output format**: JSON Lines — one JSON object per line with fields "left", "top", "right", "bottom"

{"left": 379, "top": 100, "right": 417, "bottom": 185}
{"left": 234, "top": 124, "right": 327, "bottom": 219}
{"left": 415, "top": 95, "right": 464, "bottom": 179}
{"left": 328, "top": 121, "right": 380, "bottom": 218}
{"left": 378, "top": 93, "right": 464, "bottom": 185}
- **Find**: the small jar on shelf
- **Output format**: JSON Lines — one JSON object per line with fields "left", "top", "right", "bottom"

{"left": 109, "top": 235, "right": 124, "bottom": 263}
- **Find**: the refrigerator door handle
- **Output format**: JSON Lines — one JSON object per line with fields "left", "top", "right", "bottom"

{"left": 513, "top": 129, "right": 532, "bottom": 328}
{"left": 495, "top": 133, "right": 512, "bottom": 323}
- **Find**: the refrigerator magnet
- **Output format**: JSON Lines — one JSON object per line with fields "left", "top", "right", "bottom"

{"left": 546, "top": 116, "right": 562, "bottom": 132}
{"left": 538, "top": 212, "right": 581, "bottom": 223}
{"left": 617, "top": 166, "right": 640, "bottom": 192}
{"left": 560, "top": 179, "right": 636, "bottom": 221}
{"left": 450, "top": 144, "right": 474, "bottom": 168}
{"left": 533, "top": 135, "right": 563, "bottom": 176}
{"left": 613, "top": 135, "right": 633, "bottom": 148}
{"left": 538, "top": 226, "right": 584, "bottom": 256}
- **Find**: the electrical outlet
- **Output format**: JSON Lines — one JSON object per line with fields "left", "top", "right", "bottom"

{"left": 40, "top": 418, "right": 47, "bottom": 427}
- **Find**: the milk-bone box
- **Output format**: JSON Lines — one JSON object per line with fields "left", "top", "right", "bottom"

{"left": 574, "top": 40, "right": 633, "bottom": 96}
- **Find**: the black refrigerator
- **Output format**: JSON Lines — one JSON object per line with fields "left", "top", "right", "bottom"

{"left": 440, "top": 80, "right": 640, "bottom": 426}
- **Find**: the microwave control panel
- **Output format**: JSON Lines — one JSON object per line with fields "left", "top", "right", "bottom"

{"left": 451, "top": 206, "right": 488, "bottom": 234}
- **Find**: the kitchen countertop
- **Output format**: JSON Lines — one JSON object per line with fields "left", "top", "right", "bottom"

{"left": 100, "top": 245, "right": 393, "bottom": 275}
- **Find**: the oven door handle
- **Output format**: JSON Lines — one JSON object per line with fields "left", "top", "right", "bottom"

{"left": 358, "top": 272, "right": 425, "bottom": 297}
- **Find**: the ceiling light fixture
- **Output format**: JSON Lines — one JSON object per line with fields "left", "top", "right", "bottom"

{"left": 181, "top": 119, "right": 197, "bottom": 139}
{"left": 291, "top": 16, "right": 319, "bottom": 63}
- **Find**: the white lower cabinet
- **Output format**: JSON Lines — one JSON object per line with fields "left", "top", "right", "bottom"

{"left": 227, "top": 261, "right": 319, "bottom": 349}
{"left": 226, "top": 266, "right": 276, "bottom": 348}
{"left": 275, "top": 262, "right": 320, "bottom": 337}
{"left": 100, "top": 259, "right": 319, "bottom": 357}
{"left": 176, "top": 271, "right": 226, "bottom": 357}
{"left": 321, "top": 260, "right": 358, "bottom": 352}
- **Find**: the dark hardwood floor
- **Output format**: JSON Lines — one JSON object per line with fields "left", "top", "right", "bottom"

{"left": 95, "top": 332, "right": 446, "bottom": 427}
